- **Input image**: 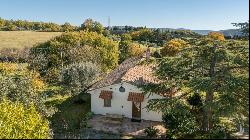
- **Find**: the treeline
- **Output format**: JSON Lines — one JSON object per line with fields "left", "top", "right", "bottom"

{"left": 0, "top": 17, "right": 77, "bottom": 32}
{"left": 129, "top": 28, "right": 202, "bottom": 46}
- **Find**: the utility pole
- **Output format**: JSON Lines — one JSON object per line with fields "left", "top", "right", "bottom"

{"left": 108, "top": 16, "right": 111, "bottom": 30}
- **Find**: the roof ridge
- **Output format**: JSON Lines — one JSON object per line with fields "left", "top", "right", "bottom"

{"left": 88, "top": 55, "right": 144, "bottom": 90}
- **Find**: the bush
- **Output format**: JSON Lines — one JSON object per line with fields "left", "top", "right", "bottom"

{"left": 144, "top": 126, "right": 159, "bottom": 138}
{"left": 80, "top": 112, "right": 94, "bottom": 128}
{"left": 44, "top": 68, "right": 60, "bottom": 85}
{"left": 0, "top": 48, "right": 30, "bottom": 63}
{"left": 43, "top": 86, "right": 63, "bottom": 97}
{"left": 0, "top": 99, "right": 50, "bottom": 139}
{"left": 161, "top": 38, "right": 188, "bottom": 56}
{"left": 60, "top": 62, "right": 100, "bottom": 95}
{"left": 0, "top": 62, "right": 46, "bottom": 91}
{"left": 0, "top": 63, "right": 55, "bottom": 117}
{"left": 162, "top": 101, "right": 199, "bottom": 139}
{"left": 207, "top": 32, "right": 225, "bottom": 41}
{"left": 208, "top": 117, "right": 237, "bottom": 139}
{"left": 153, "top": 50, "right": 162, "bottom": 58}
{"left": 29, "top": 31, "right": 119, "bottom": 83}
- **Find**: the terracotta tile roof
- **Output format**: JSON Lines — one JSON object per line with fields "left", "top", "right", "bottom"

{"left": 121, "top": 64, "right": 162, "bottom": 85}
{"left": 99, "top": 90, "right": 112, "bottom": 99}
{"left": 89, "top": 55, "right": 177, "bottom": 97}
{"left": 89, "top": 55, "right": 144, "bottom": 90}
{"left": 127, "top": 92, "right": 144, "bottom": 102}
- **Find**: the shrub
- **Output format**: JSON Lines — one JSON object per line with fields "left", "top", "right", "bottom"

{"left": 207, "top": 32, "right": 225, "bottom": 41}
{"left": 60, "top": 62, "right": 100, "bottom": 95}
{"left": 0, "top": 63, "right": 55, "bottom": 117}
{"left": 80, "top": 112, "right": 94, "bottom": 128}
{"left": 0, "top": 99, "right": 50, "bottom": 139}
{"left": 153, "top": 50, "right": 162, "bottom": 58}
{"left": 144, "top": 126, "right": 159, "bottom": 138}
{"left": 162, "top": 101, "right": 199, "bottom": 139}
{"left": 161, "top": 38, "right": 188, "bottom": 56}
{"left": 29, "top": 31, "right": 119, "bottom": 84}
{"left": 213, "top": 117, "right": 238, "bottom": 138}
{"left": 44, "top": 68, "right": 60, "bottom": 85}
{"left": 0, "top": 48, "right": 30, "bottom": 63}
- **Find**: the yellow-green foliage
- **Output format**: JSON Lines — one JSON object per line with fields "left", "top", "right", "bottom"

{"left": 161, "top": 38, "right": 188, "bottom": 56}
{"left": 0, "top": 99, "right": 50, "bottom": 139}
{"left": 0, "top": 62, "right": 46, "bottom": 91}
{"left": 78, "top": 31, "right": 119, "bottom": 71}
{"left": 139, "top": 44, "right": 161, "bottom": 54}
{"left": 217, "top": 117, "right": 237, "bottom": 133}
{"left": 30, "top": 31, "right": 119, "bottom": 77}
{"left": 0, "top": 62, "right": 20, "bottom": 74}
{"left": 127, "top": 43, "right": 145, "bottom": 57}
{"left": 207, "top": 32, "right": 225, "bottom": 41}
{"left": 130, "top": 28, "right": 153, "bottom": 41}
{"left": 0, "top": 31, "right": 61, "bottom": 49}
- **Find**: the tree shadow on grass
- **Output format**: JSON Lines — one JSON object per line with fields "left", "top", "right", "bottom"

{"left": 47, "top": 92, "right": 91, "bottom": 137}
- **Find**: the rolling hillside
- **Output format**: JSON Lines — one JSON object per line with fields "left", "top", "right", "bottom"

{"left": 192, "top": 29, "right": 242, "bottom": 36}
{"left": 0, "top": 31, "right": 62, "bottom": 49}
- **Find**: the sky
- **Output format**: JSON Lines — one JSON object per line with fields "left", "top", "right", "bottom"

{"left": 0, "top": 0, "right": 249, "bottom": 30}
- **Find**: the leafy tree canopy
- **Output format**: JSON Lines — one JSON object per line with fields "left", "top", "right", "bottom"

{"left": 29, "top": 31, "right": 119, "bottom": 84}
{"left": 60, "top": 62, "right": 100, "bottom": 95}
{"left": 0, "top": 63, "right": 55, "bottom": 117}
{"left": 0, "top": 17, "right": 77, "bottom": 32}
{"left": 232, "top": 21, "right": 249, "bottom": 38}
{"left": 161, "top": 38, "right": 188, "bottom": 56}
{"left": 0, "top": 99, "right": 50, "bottom": 139}
{"left": 80, "top": 18, "right": 104, "bottom": 34}
{"left": 207, "top": 32, "right": 225, "bottom": 41}
{"left": 143, "top": 38, "right": 249, "bottom": 138}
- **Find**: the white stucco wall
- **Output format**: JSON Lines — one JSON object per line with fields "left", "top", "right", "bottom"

{"left": 88, "top": 82, "right": 164, "bottom": 122}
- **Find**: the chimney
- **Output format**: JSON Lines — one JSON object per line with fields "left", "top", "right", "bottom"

{"left": 138, "top": 77, "right": 144, "bottom": 85}
{"left": 146, "top": 47, "right": 150, "bottom": 63}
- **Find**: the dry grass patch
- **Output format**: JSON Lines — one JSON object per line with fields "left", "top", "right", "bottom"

{"left": 0, "top": 31, "right": 61, "bottom": 49}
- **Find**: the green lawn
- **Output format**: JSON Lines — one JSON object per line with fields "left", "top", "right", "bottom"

{"left": 45, "top": 92, "right": 91, "bottom": 136}
{"left": 0, "top": 31, "right": 61, "bottom": 49}
{"left": 45, "top": 93, "right": 139, "bottom": 139}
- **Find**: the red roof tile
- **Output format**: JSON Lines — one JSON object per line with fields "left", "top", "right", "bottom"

{"left": 99, "top": 90, "right": 112, "bottom": 99}
{"left": 127, "top": 92, "right": 144, "bottom": 102}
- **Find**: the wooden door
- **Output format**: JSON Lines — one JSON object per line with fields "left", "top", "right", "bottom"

{"left": 132, "top": 102, "right": 141, "bottom": 120}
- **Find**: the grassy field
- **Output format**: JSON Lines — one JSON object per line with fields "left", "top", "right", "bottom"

{"left": 0, "top": 31, "right": 62, "bottom": 49}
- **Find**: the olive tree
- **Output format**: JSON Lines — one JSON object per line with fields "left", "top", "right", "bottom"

{"left": 59, "top": 62, "right": 100, "bottom": 95}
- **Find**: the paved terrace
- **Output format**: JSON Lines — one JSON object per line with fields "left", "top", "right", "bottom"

{"left": 87, "top": 114, "right": 166, "bottom": 137}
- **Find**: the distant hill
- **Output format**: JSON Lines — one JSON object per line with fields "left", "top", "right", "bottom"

{"left": 192, "top": 30, "right": 213, "bottom": 35}
{"left": 219, "top": 29, "right": 243, "bottom": 37}
{"left": 192, "top": 29, "right": 243, "bottom": 36}
{"left": 111, "top": 26, "right": 243, "bottom": 37}
{"left": 150, "top": 28, "right": 243, "bottom": 37}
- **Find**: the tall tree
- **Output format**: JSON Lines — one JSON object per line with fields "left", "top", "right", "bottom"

{"left": 144, "top": 39, "right": 249, "bottom": 134}
{"left": 29, "top": 31, "right": 119, "bottom": 84}
{"left": 0, "top": 17, "right": 5, "bottom": 27}
{"left": 232, "top": 21, "right": 249, "bottom": 39}
{"left": 60, "top": 62, "right": 100, "bottom": 95}
{"left": 61, "top": 22, "right": 76, "bottom": 32}
{"left": 80, "top": 18, "right": 104, "bottom": 34}
{"left": 118, "top": 33, "right": 132, "bottom": 63}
